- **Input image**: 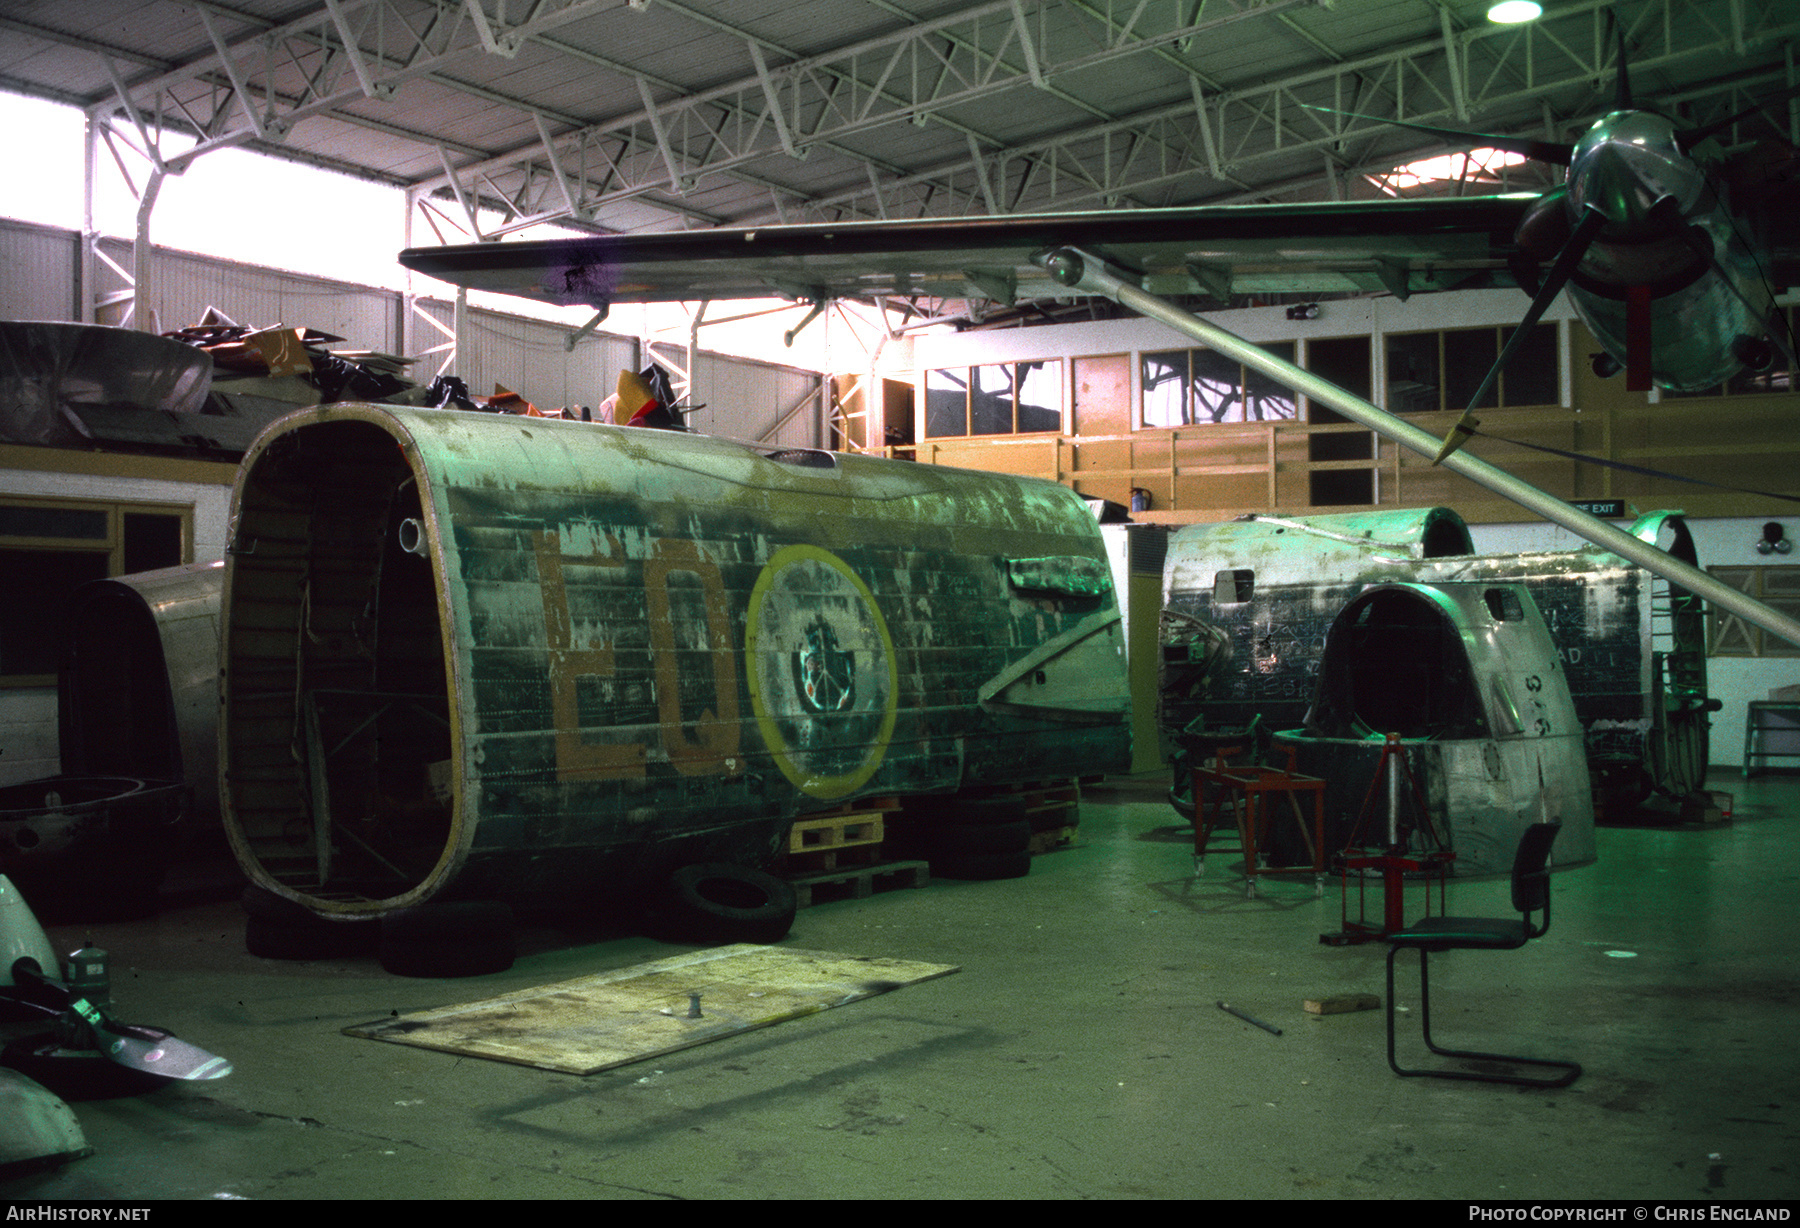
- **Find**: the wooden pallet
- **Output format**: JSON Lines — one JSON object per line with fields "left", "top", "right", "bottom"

{"left": 786, "top": 799, "right": 894, "bottom": 872}
{"left": 998, "top": 780, "right": 1082, "bottom": 843}
{"left": 785, "top": 859, "right": 931, "bottom": 909}
{"left": 888, "top": 780, "right": 1083, "bottom": 856}
{"left": 789, "top": 811, "right": 885, "bottom": 854}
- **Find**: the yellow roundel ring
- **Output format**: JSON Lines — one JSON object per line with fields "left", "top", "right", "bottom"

{"left": 744, "top": 544, "right": 899, "bottom": 799}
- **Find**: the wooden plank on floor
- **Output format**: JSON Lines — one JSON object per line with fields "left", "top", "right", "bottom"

{"left": 342, "top": 945, "right": 960, "bottom": 1075}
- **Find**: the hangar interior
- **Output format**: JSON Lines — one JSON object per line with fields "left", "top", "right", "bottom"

{"left": 1, "top": 0, "right": 1798, "bottom": 1202}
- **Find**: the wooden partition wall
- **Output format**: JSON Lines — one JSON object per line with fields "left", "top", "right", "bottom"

{"left": 879, "top": 324, "right": 1800, "bottom": 525}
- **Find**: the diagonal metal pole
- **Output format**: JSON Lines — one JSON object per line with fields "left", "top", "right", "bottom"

{"left": 1036, "top": 246, "right": 1800, "bottom": 650}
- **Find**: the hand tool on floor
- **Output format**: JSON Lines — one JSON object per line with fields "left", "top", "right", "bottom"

{"left": 1217, "top": 1000, "right": 1282, "bottom": 1035}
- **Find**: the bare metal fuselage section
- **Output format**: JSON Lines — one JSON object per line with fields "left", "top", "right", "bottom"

{"left": 1160, "top": 507, "right": 1709, "bottom": 802}
{"left": 61, "top": 562, "right": 224, "bottom": 828}
{"left": 1274, "top": 582, "right": 1596, "bottom": 876}
{"left": 221, "top": 406, "right": 1130, "bottom": 917}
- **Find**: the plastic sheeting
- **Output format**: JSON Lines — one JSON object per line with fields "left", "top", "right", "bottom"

{"left": 0, "top": 322, "right": 210, "bottom": 448}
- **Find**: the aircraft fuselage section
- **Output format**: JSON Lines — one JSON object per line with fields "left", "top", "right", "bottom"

{"left": 220, "top": 406, "right": 1131, "bottom": 917}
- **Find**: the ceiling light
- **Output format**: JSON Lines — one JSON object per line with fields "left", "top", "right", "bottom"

{"left": 1487, "top": 1, "right": 1543, "bottom": 23}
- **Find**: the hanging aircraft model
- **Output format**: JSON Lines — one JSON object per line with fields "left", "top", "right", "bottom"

{"left": 397, "top": 62, "right": 1800, "bottom": 657}
{"left": 401, "top": 22, "right": 1800, "bottom": 427}
{"left": 1293, "top": 20, "right": 1800, "bottom": 461}
{"left": 230, "top": 38, "right": 1789, "bottom": 929}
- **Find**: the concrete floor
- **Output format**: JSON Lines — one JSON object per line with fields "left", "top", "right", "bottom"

{"left": 3, "top": 770, "right": 1797, "bottom": 1201}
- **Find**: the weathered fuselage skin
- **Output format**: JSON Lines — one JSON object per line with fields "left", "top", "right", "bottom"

{"left": 1160, "top": 507, "right": 1709, "bottom": 802}
{"left": 1273, "top": 582, "right": 1596, "bottom": 876}
{"left": 61, "top": 562, "right": 224, "bottom": 828}
{"left": 221, "top": 406, "right": 1130, "bottom": 917}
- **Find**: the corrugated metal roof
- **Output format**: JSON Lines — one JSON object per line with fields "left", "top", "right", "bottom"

{"left": 0, "top": 0, "right": 1791, "bottom": 241}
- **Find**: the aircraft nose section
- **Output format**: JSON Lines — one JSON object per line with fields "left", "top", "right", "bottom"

{"left": 1573, "top": 146, "right": 1668, "bottom": 230}
{"left": 1568, "top": 110, "right": 1703, "bottom": 235}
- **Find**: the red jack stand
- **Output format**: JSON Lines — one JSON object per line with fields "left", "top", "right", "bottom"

{"left": 1320, "top": 733, "right": 1453, "bottom": 945}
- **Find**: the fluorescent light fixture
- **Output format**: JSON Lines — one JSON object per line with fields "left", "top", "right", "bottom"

{"left": 1487, "top": 1, "right": 1543, "bottom": 22}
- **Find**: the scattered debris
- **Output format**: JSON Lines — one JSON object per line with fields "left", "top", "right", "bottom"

{"left": 163, "top": 309, "right": 413, "bottom": 411}
{"left": 1218, "top": 1000, "right": 1283, "bottom": 1035}
{"left": 1303, "top": 993, "right": 1381, "bottom": 1016}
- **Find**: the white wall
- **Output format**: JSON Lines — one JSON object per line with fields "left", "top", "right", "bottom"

{"left": 0, "top": 216, "right": 829, "bottom": 786}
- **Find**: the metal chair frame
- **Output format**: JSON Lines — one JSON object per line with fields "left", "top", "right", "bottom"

{"left": 1384, "top": 822, "right": 1582, "bottom": 1088}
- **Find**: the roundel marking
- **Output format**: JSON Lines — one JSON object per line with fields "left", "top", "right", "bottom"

{"left": 744, "top": 544, "right": 899, "bottom": 799}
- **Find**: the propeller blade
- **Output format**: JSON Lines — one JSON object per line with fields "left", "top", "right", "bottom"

{"left": 1676, "top": 81, "right": 1800, "bottom": 151}
{"left": 1298, "top": 104, "right": 1572, "bottom": 166}
{"left": 1434, "top": 206, "right": 1608, "bottom": 464}
{"left": 89, "top": 1021, "right": 232, "bottom": 1082}
{"left": 1610, "top": 7, "right": 1632, "bottom": 111}
{"left": 8, "top": 958, "right": 231, "bottom": 1082}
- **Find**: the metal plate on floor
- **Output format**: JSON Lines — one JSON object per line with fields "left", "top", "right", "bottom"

{"left": 343, "top": 945, "right": 960, "bottom": 1075}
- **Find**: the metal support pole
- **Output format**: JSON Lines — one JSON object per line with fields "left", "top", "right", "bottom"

{"left": 1037, "top": 247, "right": 1800, "bottom": 651}
{"left": 131, "top": 167, "right": 164, "bottom": 333}
{"left": 453, "top": 285, "right": 468, "bottom": 387}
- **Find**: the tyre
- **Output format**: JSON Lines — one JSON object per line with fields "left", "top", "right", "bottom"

{"left": 929, "top": 850, "right": 1032, "bottom": 881}
{"left": 940, "top": 794, "right": 1031, "bottom": 825}
{"left": 379, "top": 901, "right": 516, "bottom": 978}
{"left": 241, "top": 886, "right": 378, "bottom": 960}
{"left": 647, "top": 863, "right": 796, "bottom": 945}
{"left": 925, "top": 818, "right": 1032, "bottom": 856}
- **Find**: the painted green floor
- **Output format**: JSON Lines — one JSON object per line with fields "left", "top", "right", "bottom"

{"left": 4, "top": 771, "right": 1797, "bottom": 1201}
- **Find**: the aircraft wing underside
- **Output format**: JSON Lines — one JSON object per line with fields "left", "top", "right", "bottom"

{"left": 399, "top": 195, "right": 1536, "bottom": 309}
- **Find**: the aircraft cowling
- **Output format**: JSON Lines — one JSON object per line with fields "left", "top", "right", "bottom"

{"left": 1565, "top": 202, "right": 1772, "bottom": 392}
{"left": 1275, "top": 582, "right": 1597, "bottom": 877}
{"left": 1515, "top": 186, "right": 1772, "bottom": 392}
{"left": 219, "top": 405, "right": 1132, "bottom": 918}
{"left": 1567, "top": 111, "right": 1706, "bottom": 234}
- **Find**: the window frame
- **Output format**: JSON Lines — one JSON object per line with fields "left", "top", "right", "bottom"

{"left": 922, "top": 359, "right": 1066, "bottom": 439}
{"left": 1384, "top": 323, "right": 1561, "bottom": 414}
{"left": 1137, "top": 342, "right": 1299, "bottom": 429}
{"left": 0, "top": 495, "right": 193, "bottom": 686}
{"left": 1707, "top": 565, "right": 1800, "bottom": 659}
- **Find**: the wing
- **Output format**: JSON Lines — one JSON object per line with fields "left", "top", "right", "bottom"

{"left": 398, "top": 196, "right": 1534, "bottom": 309}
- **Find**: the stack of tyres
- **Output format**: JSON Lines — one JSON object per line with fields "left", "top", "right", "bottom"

{"left": 913, "top": 796, "right": 1034, "bottom": 881}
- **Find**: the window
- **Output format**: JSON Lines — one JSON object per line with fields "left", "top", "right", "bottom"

{"left": 1707, "top": 566, "right": 1800, "bottom": 658}
{"left": 0, "top": 498, "right": 190, "bottom": 683}
{"left": 1305, "top": 336, "right": 1373, "bottom": 416}
{"left": 1213, "top": 570, "right": 1254, "bottom": 604}
{"left": 1484, "top": 588, "right": 1526, "bottom": 622}
{"left": 924, "top": 361, "right": 1064, "bottom": 438}
{"left": 1140, "top": 343, "right": 1296, "bottom": 427}
{"left": 1302, "top": 336, "right": 1376, "bottom": 506}
{"left": 1386, "top": 324, "right": 1558, "bottom": 413}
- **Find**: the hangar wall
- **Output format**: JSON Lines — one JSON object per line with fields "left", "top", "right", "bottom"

{"left": 904, "top": 289, "right": 1800, "bottom": 528}
{"left": 0, "top": 216, "right": 826, "bottom": 787}
{"left": 0, "top": 216, "right": 822, "bottom": 446}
